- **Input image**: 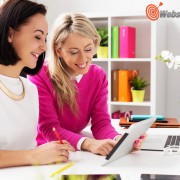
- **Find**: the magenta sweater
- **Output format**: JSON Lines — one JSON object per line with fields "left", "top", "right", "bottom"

{"left": 28, "top": 63, "right": 119, "bottom": 149}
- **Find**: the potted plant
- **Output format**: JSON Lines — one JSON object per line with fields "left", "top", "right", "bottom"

{"left": 96, "top": 27, "right": 108, "bottom": 58}
{"left": 130, "top": 76, "right": 149, "bottom": 102}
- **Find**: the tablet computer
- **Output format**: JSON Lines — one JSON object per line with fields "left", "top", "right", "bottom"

{"left": 102, "top": 117, "right": 156, "bottom": 166}
{"left": 59, "top": 174, "right": 121, "bottom": 180}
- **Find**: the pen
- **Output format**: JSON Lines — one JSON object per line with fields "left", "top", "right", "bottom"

{"left": 50, "top": 162, "right": 74, "bottom": 177}
{"left": 52, "top": 127, "right": 63, "bottom": 144}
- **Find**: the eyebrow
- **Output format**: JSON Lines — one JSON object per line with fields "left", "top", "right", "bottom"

{"left": 34, "top": 29, "right": 48, "bottom": 36}
{"left": 85, "top": 43, "right": 92, "bottom": 47}
{"left": 69, "top": 43, "right": 93, "bottom": 50}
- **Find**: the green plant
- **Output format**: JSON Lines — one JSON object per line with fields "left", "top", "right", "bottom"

{"left": 96, "top": 27, "right": 108, "bottom": 46}
{"left": 130, "top": 76, "right": 149, "bottom": 90}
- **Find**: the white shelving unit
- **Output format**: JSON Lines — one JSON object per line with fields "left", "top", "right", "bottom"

{"left": 86, "top": 12, "right": 167, "bottom": 117}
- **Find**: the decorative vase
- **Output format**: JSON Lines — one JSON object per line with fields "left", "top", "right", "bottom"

{"left": 97, "top": 46, "right": 108, "bottom": 58}
{"left": 131, "top": 90, "right": 145, "bottom": 102}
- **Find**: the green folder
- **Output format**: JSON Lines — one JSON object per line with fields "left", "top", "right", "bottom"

{"left": 111, "top": 26, "right": 119, "bottom": 58}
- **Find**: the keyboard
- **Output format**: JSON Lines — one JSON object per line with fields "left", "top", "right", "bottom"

{"left": 164, "top": 135, "right": 180, "bottom": 148}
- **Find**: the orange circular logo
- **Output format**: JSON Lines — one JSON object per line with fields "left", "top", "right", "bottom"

{"left": 146, "top": 2, "right": 163, "bottom": 21}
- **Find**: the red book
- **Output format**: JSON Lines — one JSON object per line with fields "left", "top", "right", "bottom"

{"left": 119, "top": 26, "right": 136, "bottom": 58}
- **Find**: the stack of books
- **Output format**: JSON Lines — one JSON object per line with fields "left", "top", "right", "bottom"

{"left": 119, "top": 116, "right": 180, "bottom": 128}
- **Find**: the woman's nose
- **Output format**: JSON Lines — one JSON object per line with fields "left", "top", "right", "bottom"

{"left": 79, "top": 52, "right": 87, "bottom": 60}
{"left": 40, "top": 41, "right": 47, "bottom": 52}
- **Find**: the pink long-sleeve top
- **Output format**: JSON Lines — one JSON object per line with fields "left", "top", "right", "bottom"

{"left": 28, "top": 63, "right": 119, "bottom": 149}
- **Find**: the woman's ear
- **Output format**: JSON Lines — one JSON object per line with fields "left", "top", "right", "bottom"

{"left": 55, "top": 46, "right": 61, "bottom": 57}
{"left": 8, "top": 27, "right": 15, "bottom": 43}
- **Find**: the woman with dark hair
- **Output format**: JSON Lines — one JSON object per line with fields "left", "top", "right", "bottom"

{"left": 0, "top": 0, "right": 75, "bottom": 168}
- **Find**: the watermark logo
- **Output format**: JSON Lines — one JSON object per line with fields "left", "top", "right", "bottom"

{"left": 146, "top": 2, "right": 163, "bottom": 21}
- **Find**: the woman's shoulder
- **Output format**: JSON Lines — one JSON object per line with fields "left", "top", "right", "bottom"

{"left": 36, "top": 61, "right": 49, "bottom": 78}
{"left": 28, "top": 61, "right": 50, "bottom": 82}
{"left": 89, "top": 64, "right": 106, "bottom": 75}
{"left": 83, "top": 64, "right": 107, "bottom": 83}
{"left": 20, "top": 77, "right": 38, "bottom": 97}
{"left": 21, "top": 76, "right": 37, "bottom": 89}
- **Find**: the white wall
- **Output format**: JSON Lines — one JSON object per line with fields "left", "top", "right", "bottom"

{"left": 167, "top": 18, "right": 180, "bottom": 119}
{"left": 38, "top": 0, "right": 180, "bottom": 120}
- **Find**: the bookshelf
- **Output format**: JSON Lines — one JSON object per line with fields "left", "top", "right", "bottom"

{"left": 86, "top": 12, "right": 167, "bottom": 117}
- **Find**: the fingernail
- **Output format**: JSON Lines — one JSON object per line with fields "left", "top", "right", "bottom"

{"left": 140, "top": 135, "right": 145, "bottom": 139}
{"left": 135, "top": 139, "right": 140, "bottom": 144}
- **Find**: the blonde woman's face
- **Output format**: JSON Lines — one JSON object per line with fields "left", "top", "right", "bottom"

{"left": 56, "top": 32, "right": 95, "bottom": 76}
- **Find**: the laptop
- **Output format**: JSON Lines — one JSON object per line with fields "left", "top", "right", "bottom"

{"left": 102, "top": 117, "right": 156, "bottom": 166}
{"left": 141, "top": 134, "right": 180, "bottom": 151}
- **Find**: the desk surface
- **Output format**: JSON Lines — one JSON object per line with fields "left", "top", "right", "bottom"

{"left": 0, "top": 121, "right": 180, "bottom": 180}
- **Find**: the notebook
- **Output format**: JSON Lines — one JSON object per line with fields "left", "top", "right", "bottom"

{"left": 102, "top": 117, "right": 156, "bottom": 166}
{"left": 141, "top": 134, "right": 180, "bottom": 151}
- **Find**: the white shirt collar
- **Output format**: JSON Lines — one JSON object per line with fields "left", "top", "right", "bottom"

{"left": 75, "top": 74, "right": 83, "bottom": 83}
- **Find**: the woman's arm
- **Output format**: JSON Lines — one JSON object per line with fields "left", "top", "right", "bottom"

{"left": 0, "top": 141, "right": 75, "bottom": 168}
{"left": 91, "top": 68, "right": 120, "bottom": 139}
{"left": 28, "top": 69, "right": 84, "bottom": 149}
{"left": 0, "top": 150, "right": 32, "bottom": 168}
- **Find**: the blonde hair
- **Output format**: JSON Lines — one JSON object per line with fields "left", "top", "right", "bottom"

{"left": 47, "top": 13, "right": 101, "bottom": 115}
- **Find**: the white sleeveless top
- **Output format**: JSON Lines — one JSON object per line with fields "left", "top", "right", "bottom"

{"left": 0, "top": 75, "right": 38, "bottom": 150}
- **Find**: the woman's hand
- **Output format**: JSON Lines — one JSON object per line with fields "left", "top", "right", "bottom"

{"left": 81, "top": 133, "right": 147, "bottom": 156}
{"left": 114, "top": 134, "right": 123, "bottom": 142}
{"left": 133, "top": 133, "right": 147, "bottom": 150}
{"left": 114, "top": 133, "right": 147, "bottom": 151}
{"left": 29, "top": 140, "right": 75, "bottom": 165}
{"left": 81, "top": 138, "right": 116, "bottom": 156}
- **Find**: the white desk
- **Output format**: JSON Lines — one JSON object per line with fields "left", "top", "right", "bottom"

{"left": 0, "top": 121, "right": 180, "bottom": 180}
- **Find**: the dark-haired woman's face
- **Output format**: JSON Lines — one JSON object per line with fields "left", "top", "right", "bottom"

{"left": 8, "top": 13, "right": 48, "bottom": 69}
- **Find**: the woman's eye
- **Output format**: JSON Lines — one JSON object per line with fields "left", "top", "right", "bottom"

{"left": 35, "top": 36, "right": 41, "bottom": 40}
{"left": 70, "top": 52, "right": 77, "bottom": 55}
{"left": 85, "top": 49, "right": 92, "bottom": 52}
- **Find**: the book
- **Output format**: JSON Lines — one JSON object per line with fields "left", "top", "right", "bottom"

{"left": 111, "top": 26, "right": 119, "bottom": 58}
{"left": 118, "top": 70, "right": 139, "bottom": 102}
{"left": 119, "top": 26, "right": 136, "bottom": 58}
{"left": 111, "top": 70, "right": 119, "bottom": 101}
{"left": 130, "top": 115, "right": 165, "bottom": 121}
{"left": 119, "top": 117, "right": 180, "bottom": 128}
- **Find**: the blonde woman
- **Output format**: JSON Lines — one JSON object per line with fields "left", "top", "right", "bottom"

{"left": 29, "top": 13, "right": 143, "bottom": 156}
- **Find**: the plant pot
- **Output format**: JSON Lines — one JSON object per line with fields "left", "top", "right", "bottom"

{"left": 131, "top": 90, "right": 145, "bottom": 102}
{"left": 97, "top": 46, "right": 108, "bottom": 58}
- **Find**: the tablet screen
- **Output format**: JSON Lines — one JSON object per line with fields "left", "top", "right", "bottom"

{"left": 59, "top": 174, "right": 121, "bottom": 180}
